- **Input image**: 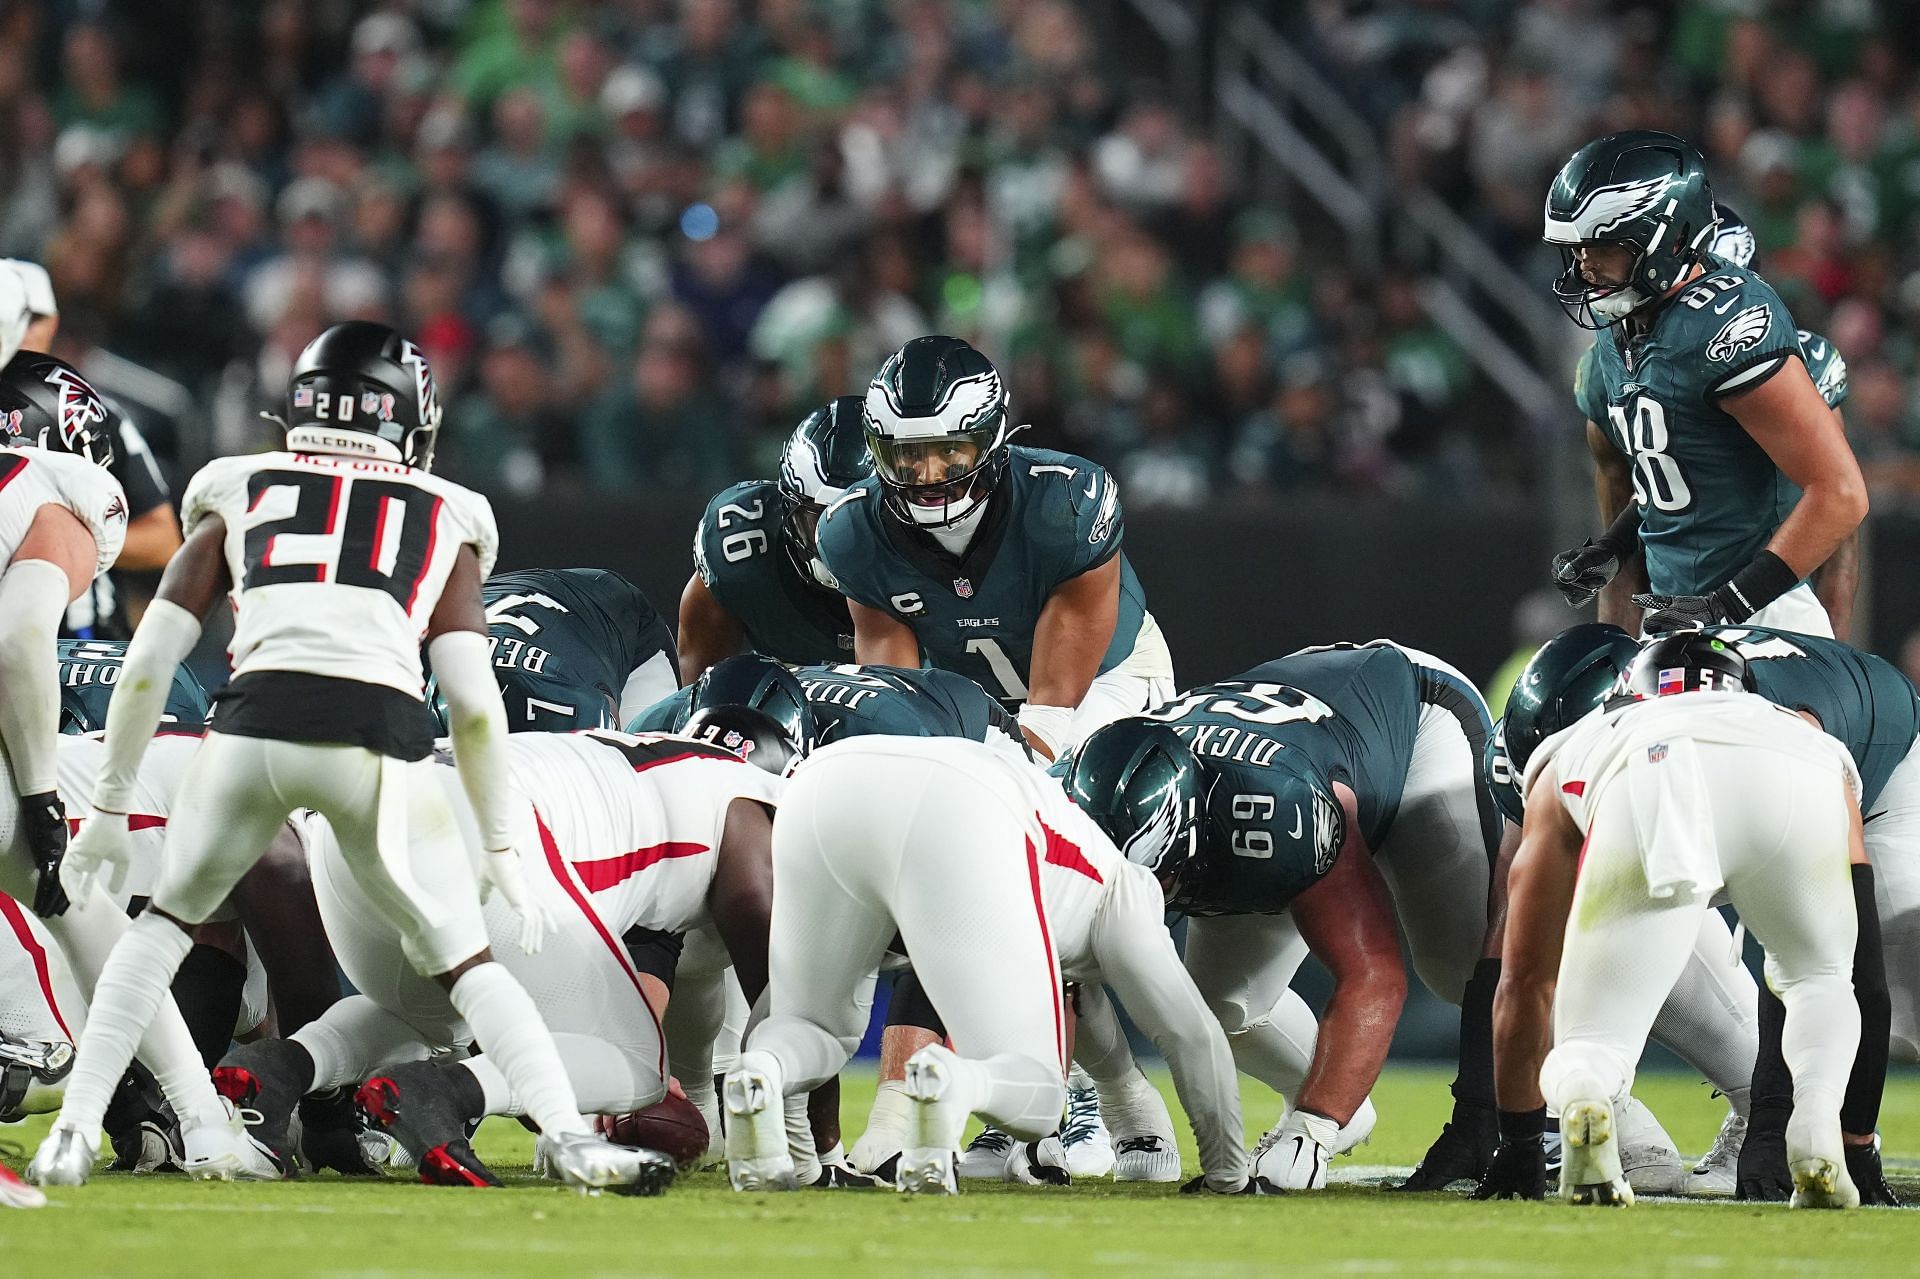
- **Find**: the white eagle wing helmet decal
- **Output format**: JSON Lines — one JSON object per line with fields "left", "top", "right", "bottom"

{"left": 1543, "top": 174, "right": 1673, "bottom": 245}
{"left": 1121, "top": 782, "right": 1184, "bottom": 874}
{"left": 1706, "top": 304, "right": 1772, "bottom": 363}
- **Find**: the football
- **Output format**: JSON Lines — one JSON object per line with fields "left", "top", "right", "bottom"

{"left": 596, "top": 1092, "right": 710, "bottom": 1171}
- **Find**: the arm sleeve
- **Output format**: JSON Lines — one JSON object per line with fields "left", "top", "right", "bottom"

{"left": 88, "top": 598, "right": 202, "bottom": 811}
{"left": 0, "top": 560, "right": 74, "bottom": 794}
{"left": 428, "top": 629, "right": 516, "bottom": 853}
{"left": 109, "top": 413, "right": 170, "bottom": 517}
{"left": 1091, "top": 864, "right": 1249, "bottom": 1189}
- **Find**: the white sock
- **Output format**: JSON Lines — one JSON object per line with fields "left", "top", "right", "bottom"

{"left": 291, "top": 995, "right": 431, "bottom": 1092}
{"left": 56, "top": 912, "right": 197, "bottom": 1134}
{"left": 462, "top": 1034, "right": 661, "bottom": 1117}
{"left": 446, "top": 963, "right": 588, "bottom": 1138}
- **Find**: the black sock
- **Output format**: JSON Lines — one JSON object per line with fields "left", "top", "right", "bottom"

{"left": 1750, "top": 984, "right": 1792, "bottom": 1130}
{"left": 173, "top": 945, "right": 249, "bottom": 1066}
{"left": 1842, "top": 864, "right": 1890, "bottom": 1137}
{"left": 1451, "top": 958, "right": 1500, "bottom": 1111}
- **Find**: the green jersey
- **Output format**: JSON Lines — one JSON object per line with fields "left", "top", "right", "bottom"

{"left": 474, "top": 568, "right": 675, "bottom": 732}
{"left": 818, "top": 446, "right": 1151, "bottom": 707}
{"left": 628, "top": 663, "right": 1021, "bottom": 747}
{"left": 58, "top": 639, "right": 213, "bottom": 733}
{"left": 1573, "top": 259, "right": 1810, "bottom": 596}
{"left": 694, "top": 479, "right": 854, "bottom": 665}
{"left": 1140, "top": 643, "right": 1425, "bottom": 914}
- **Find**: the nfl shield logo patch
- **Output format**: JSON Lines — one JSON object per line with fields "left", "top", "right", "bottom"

{"left": 953, "top": 578, "right": 974, "bottom": 599}
{"left": 1656, "top": 667, "right": 1686, "bottom": 696}
{"left": 1648, "top": 743, "right": 1668, "bottom": 764}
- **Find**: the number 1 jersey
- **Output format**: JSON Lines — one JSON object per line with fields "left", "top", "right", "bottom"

{"left": 183, "top": 450, "right": 498, "bottom": 698}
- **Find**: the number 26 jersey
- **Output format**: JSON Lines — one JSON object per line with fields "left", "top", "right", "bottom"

{"left": 183, "top": 450, "right": 498, "bottom": 698}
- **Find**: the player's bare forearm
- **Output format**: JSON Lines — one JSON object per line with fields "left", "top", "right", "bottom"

{"left": 850, "top": 599, "right": 919, "bottom": 667}
{"left": 708, "top": 798, "right": 775, "bottom": 1003}
{"left": 1493, "top": 773, "right": 1580, "bottom": 1112}
{"left": 153, "top": 518, "right": 231, "bottom": 619}
{"left": 1595, "top": 552, "right": 1648, "bottom": 631}
{"left": 676, "top": 573, "right": 743, "bottom": 684}
{"left": 1812, "top": 529, "right": 1859, "bottom": 641}
{"left": 116, "top": 503, "right": 183, "bottom": 572}
{"left": 1727, "top": 363, "right": 1868, "bottom": 578}
{"left": 1026, "top": 556, "right": 1120, "bottom": 710}
{"left": 1586, "top": 421, "right": 1646, "bottom": 628}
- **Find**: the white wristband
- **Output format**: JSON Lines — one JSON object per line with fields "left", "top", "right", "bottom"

{"left": 1016, "top": 703, "right": 1074, "bottom": 758}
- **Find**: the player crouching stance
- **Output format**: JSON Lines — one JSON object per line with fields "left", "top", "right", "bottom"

{"left": 31, "top": 324, "right": 657, "bottom": 1194}
{"left": 724, "top": 736, "right": 1262, "bottom": 1195}
{"left": 1489, "top": 633, "right": 1861, "bottom": 1208}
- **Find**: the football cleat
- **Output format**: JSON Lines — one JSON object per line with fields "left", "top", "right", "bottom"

{"left": 300, "top": 1088, "right": 385, "bottom": 1176}
{"left": 27, "top": 1125, "right": 97, "bottom": 1188}
{"left": 537, "top": 1130, "right": 676, "bottom": 1197}
{"left": 1005, "top": 1135, "right": 1071, "bottom": 1186}
{"left": 212, "top": 1039, "right": 312, "bottom": 1175}
{"left": 723, "top": 1053, "right": 796, "bottom": 1192}
{"left": 1060, "top": 1067, "right": 1114, "bottom": 1178}
{"left": 848, "top": 1078, "right": 910, "bottom": 1176}
{"left": 1687, "top": 1109, "right": 1745, "bottom": 1197}
{"left": 355, "top": 1061, "right": 497, "bottom": 1188}
{"left": 1615, "top": 1095, "right": 1686, "bottom": 1195}
{"left": 0, "top": 1032, "right": 73, "bottom": 1122}
{"left": 1395, "top": 1101, "right": 1495, "bottom": 1191}
{"left": 897, "top": 1045, "right": 970, "bottom": 1196}
{"left": 1102, "top": 1072, "right": 1182, "bottom": 1182}
{"left": 1, "top": 1146, "right": 46, "bottom": 1209}
{"left": 810, "top": 1152, "right": 890, "bottom": 1189}
{"left": 102, "top": 1063, "right": 180, "bottom": 1172}
{"left": 1115, "top": 1135, "right": 1183, "bottom": 1183}
{"left": 1844, "top": 1138, "right": 1901, "bottom": 1207}
{"left": 957, "top": 1126, "right": 1013, "bottom": 1178}
{"left": 1789, "top": 1156, "right": 1860, "bottom": 1210}
{"left": 182, "top": 1098, "right": 283, "bottom": 1181}
{"left": 1560, "top": 1100, "right": 1633, "bottom": 1206}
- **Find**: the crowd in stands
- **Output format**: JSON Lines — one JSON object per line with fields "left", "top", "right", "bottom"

{"left": 1, "top": 0, "right": 1917, "bottom": 511}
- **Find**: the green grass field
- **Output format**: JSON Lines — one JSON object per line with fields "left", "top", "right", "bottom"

{"left": 7, "top": 1065, "right": 1920, "bottom": 1276}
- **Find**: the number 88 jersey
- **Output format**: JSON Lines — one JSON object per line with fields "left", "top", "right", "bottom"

{"left": 183, "top": 449, "right": 497, "bottom": 698}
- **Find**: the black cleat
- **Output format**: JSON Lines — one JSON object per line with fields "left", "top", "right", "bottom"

{"left": 103, "top": 1062, "right": 183, "bottom": 1173}
{"left": 212, "top": 1040, "right": 314, "bottom": 1175}
{"left": 356, "top": 1061, "right": 497, "bottom": 1188}
{"left": 1395, "top": 1104, "right": 1497, "bottom": 1191}
{"left": 1846, "top": 1141, "right": 1902, "bottom": 1207}
{"left": 299, "top": 1087, "right": 384, "bottom": 1176}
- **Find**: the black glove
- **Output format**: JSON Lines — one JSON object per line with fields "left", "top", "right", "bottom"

{"left": 1550, "top": 539, "right": 1621, "bottom": 608}
{"left": 20, "top": 790, "right": 70, "bottom": 917}
{"left": 1469, "top": 1136, "right": 1547, "bottom": 1200}
{"left": 1735, "top": 1112, "right": 1791, "bottom": 1202}
{"left": 1632, "top": 592, "right": 1731, "bottom": 633}
{"left": 1845, "top": 1141, "right": 1902, "bottom": 1208}
{"left": 1394, "top": 1103, "right": 1497, "bottom": 1191}
{"left": 1181, "top": 1174, "right": 1284, "bottom": 1196}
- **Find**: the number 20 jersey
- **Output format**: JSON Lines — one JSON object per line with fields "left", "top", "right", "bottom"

{"left": 182, "top": 450, "right": 497, "bottom": 697}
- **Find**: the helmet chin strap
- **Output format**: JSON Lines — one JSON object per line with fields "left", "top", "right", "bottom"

{"left": 922, "top": 494, "right": 989, "bottom": 554}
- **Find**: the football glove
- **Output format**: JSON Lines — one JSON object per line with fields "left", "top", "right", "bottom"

{"left": 1253, "top": 1109, "right": 1338, "bottom": 1190}
{"left": 479, "top": 846, "right": 552, "bottom": 955}
{"left": 60, "top": 806, "right": 133, "bottom": 905}
{"left": 1735, "top": 1114, "right": 1791, "bottom": 1202}
{"left": 1550, "top": 539, "right": 1621, "bottom": 608}
{"left": 19, "top": 791, "right": 70, "bottom": 917}
{"left": 1845, "top": 1140, "right": 1902, "bottom": 1208}
{"left": 1468, "top": 1136, "right": 1547, "bottom": 1201}
{"left": 1394, "top": 1103, "right": 1496, "bottom": 1191}
{"left": 1180, "top": 1173, "right": 1284, "bottom": 1195}
{"left": 1632, "top": 591, "right": 1735, "bottom": 632}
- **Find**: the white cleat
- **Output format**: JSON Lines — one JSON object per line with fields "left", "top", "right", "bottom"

{"left": 957, "top": 1126, "right": 1013, "bottom": 1178}
{"left": 1560, "top": 1100, "right": 1634, "bottom": 1207}
{"left": 27, "top": 1125, "right": 97, "bottom": 1187}
{"left": 723, "top": 1056, "right": 796, "bottom": 1192}
{"left": 183, "top": 1100, "right": 283, "bottom": 1181}
{"left": 1688, "top": 1109, "right": 1745, "bottom": 1197}
{"left": 1061, "top": 1067, "right": 1114, "bottom": 1178}
{"left": 849, "top": 1078, "right": 911, "bottom": 1176}
{"left": 1789, "top": 1156, "right": 1859, "bottom": 1210}
{"left": 1006, "top": 1134, "right": 1071, "bottom": 1186}
{"left": 898, "top": 1045, "right": 967, "bottom": 1196}
{"left": 1103, "top": 1072, "right": 1181, "bottom": 1182}
{"left": 1614, "top": 1095, "right": 1686, "bottom": 1195}
{"left": 537, "top": 1130, "right": 676, "bottom": 1196}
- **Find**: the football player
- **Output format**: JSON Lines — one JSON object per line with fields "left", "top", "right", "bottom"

{"left": 57, "top": 638, "right": 212, "bottom": 734}
{"left": 214, "top": 728, "right": 777, "bottom": 1187}
{"left": 817, "top": 336, "right": 1176, "bottom": 762}
{"left": 723, "top": 735, "right": 1262, "bottom": 1196}
{"left": 1540, "top": 132, "right": 1866, "bottom": 639}
{"left": 676, "top": 398, "right": 872, "bottom": 677}
{"left": 1487, "top": 622, "right": 1910, "bottom": 1203}
{"left": 437, "top": 566, "right": 678, "bottom": 732}
{"left": 1066, "top": 641, "right": 1506, "bottom": 1190}
{"left": 1487, "top": 634, "right": 1862, "bottom": 1208}
{"left": 36, "top": 322, "right": 661, "bottom": 1194}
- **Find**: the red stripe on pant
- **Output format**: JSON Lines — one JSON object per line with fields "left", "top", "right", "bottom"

{"left": 535, "top": 810, "right": 668, "bottom": 1082}
{"left": 0, "top": 894, "right": 74, "bottom": 1042}
{"left": 1023, "top": 835, "right": 1065, "bottom": 1071}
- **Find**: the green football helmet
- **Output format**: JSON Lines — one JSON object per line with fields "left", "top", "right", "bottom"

{"left": 1062, "top": 719, "right": 1206, "bottom": 900}
{"left": 863, "top": 335, "right": 1012, "bottom": 529}
{"left": 778, "top": 396, "right": 874, "bottom": 589}
{"left": 1543, "top": 130, "right": 1719, "bottom": 328}
{"left": 682, "top": 654, "right": 818, "bottom": 775}
{"left": 1489, "top": 623, "right": 1640, "bottom": 820}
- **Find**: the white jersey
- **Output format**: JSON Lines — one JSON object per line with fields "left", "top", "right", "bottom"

{"left": 0, "top": 445, "right": 126, "bottom": 576}
{"left": 182, "top": 450, "right": 496, "bottom": 697}
{"left": 55, "top": 732, "right": 201, "bottom": 907}
{"left": 433, "top": 730, "right": 783, "bottom": 935}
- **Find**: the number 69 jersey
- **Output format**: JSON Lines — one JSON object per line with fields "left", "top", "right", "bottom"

{"left": 182, "top": 450, "right": 497, "bottom": 701}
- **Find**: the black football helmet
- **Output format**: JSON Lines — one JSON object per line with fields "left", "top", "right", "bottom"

{"left": 1487, "top": 623, "right": 1640, "bottom": 823}
{"left": 1617, "top": 631, "right": 1753, "bottom": 701}
{"left": 1543, "top": 130, "right": 1719, "bottom": 328}
{"left": 0, "top": 351, "right": 114, "bottom": 466}
{"left": 778, "top": 397, "right": 873, "bottom": 589}
{"left": 286, "top": 321, "right": 443, "bottom": 469}
{"left": 1063, "top": 719, "right": 1207, "bottom": 901}
{"left": 681, "top": 654, "right": 817, "bottom": 775}
{"left": 863, "top": 335, "right": 1013, "bottom": 528}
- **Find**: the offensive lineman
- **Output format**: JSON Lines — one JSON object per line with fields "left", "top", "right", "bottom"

{"left": 56, "top": 638, "right": 212, "bottom": 733}
{"left": 1539, "top": 131, "right": 1865, "bottom": 637}
{"left": 33, "top": 322, "right": 665, "bottom": 1194}
{"left": 1488, "top": 634, "right": 1862, "bottom": 1209}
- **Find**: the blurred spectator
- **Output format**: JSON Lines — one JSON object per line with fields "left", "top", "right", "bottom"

{"left": 580, "top": 304, "right": 733, "bottom": 490}
{"left": 445, "top": 312, "right": 570, "bottom": 498}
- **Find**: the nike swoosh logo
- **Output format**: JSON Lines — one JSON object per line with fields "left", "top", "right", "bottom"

{"left": 1084, "top": 476, "right": 1099, "bottom": 500}
{"left": 1288, "top": 805, "right": 1303, "bottom": 839}
{"left": 1713, "top": 297, "right": 1738, "bottom": 315}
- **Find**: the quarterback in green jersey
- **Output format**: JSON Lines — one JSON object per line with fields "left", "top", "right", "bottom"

{"left": 817, "top": 336, "right": 1175, "bottom": 762}
{"left": 1541, "top": 132, "right": 1866, "bottom": 639}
